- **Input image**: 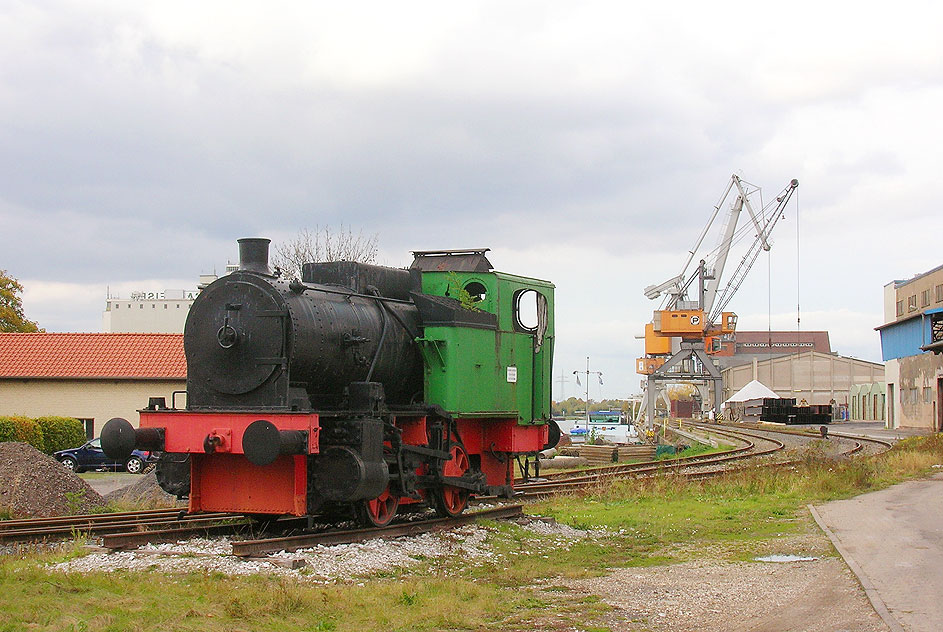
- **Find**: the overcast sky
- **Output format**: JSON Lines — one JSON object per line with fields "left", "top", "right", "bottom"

{"left": 4, "top": 1, "right": 942, "bottom": 400}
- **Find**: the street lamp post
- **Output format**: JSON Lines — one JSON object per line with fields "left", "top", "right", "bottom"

{"left": 573, "top": 356, "right": 603, "bottom": 430}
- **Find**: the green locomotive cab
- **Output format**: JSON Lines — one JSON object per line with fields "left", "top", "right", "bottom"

{"left": 410, "top": 249, "right": 554, "bottom": 428}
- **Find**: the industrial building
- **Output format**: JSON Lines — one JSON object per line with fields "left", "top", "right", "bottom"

{"left": 714, "top": 330, "right": 884, "bottom": 420}
{"left": 849, "top": 382, "right": 887, "bottom": 422}
{"left": 0, "top": 333, "right": 186, "bottom": 436}
{"left": 877, "top": 263, "right": 943, "bottom": 430}
{"left": 711, "top": 330, "right": 832, "bottom": 369}
{"left": 720, "top": 350, "right": 885, "bottom": 415}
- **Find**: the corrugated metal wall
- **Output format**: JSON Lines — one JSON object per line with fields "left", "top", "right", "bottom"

{"left": 880, "top": 316, "right": 928, "bottom": 361}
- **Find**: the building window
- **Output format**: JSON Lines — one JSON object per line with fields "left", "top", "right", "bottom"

{"left": 896, "top": 300, "right": 904, "bottom": 316}
{"left": 925, "top": 387, "right": 932, "bottom": 403}
{"left": 936, "top": 284, "right": 943, "bottom": 302}
{"left": 921, "top": 289, "right": 931, "bottom": 307}
{"left": 77, "top": 418, "right": 94, "bottom": 439}
{"left": 908, "top": 295, "right": 917, "bottom": 312}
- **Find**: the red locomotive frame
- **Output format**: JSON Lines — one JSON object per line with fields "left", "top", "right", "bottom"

{"left": 140, "top": 410, "right": 548, "bottom": 517}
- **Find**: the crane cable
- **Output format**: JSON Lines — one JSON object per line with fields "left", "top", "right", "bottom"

{"left": 768, "top": 246, "right": 773, "bottom": 364}
{"left": 796, "top": 186, "right": 801, "bottom": 341}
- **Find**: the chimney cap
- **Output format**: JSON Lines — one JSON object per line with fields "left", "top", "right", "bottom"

{"left": 237, "top": 237, "right": 273, "bottom": 275}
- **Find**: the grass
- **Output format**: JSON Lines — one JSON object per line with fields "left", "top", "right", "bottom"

{"left": 0, "top": 554, "right": 543, "bottom": 632}
{"left": 75, "top": 472, "right": 115, "bottom": 480}
{"left": 1, "top": 434, "right": 941, "bottom": 631}
{"left": 533, "top": 433, "right": 943, "bottom": 562}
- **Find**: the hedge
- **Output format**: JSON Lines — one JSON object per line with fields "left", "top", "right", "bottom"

{"left": 34, "top": 416, "right": 87, "bottom": 454}
{"left": 0, "top": 417, "right": 14, "bottom": 443}
{"left": 0, "top": 416, "right": 44, "bottom": 452}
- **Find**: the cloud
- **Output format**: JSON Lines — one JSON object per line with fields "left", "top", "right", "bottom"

{"left": 21, "top": 277, "right": 200, "bottom": 333}
{"left": 737, "top": 308, "right": 884, "bottom": 362}
{"left": 3, "top": 0, "right": 942, "bottom": 397}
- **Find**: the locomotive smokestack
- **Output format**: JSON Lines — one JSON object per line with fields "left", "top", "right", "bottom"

{"left": 238, "top": 238, "right": 273, "bottom": 275}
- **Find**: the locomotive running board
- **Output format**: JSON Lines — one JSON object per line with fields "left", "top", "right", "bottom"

{"left": 231, "top": 504, "right": 524, "bottom": 557}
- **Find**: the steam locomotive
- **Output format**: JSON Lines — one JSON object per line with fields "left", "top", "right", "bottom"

{"left": 102, "top": 238, "right": 558, "bottom": 526}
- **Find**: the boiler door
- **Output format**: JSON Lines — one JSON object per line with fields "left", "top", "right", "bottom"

{"left": 185, "top": 278, "right": 286, "bottom": 395}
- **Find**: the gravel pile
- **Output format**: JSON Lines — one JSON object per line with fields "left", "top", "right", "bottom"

{"left": 0, "top": 442, "right": 105, "bottom": 517}
{"left": 103, "top": 470, "right": 180, "bottom": 508}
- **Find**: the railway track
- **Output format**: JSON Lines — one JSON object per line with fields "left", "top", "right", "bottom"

{"left": 97, "top": 504, "right": 524, "bottom": 553}
{"left": 230, "top": 504, "right": 524, "bottom": 557}
{"left": 0, "top": 507, "right": 242, "bottom": 543}
{"left": 508, "top": 421, "right": 893, "bottom": 497}
{"left": 508, "top": 425, "right": 783, "bottom": 497}
{"left": 523, "top": 425, "right": 755, "bottom": 483}
{"left": 2, "top": 502, "right": 525, "bottom": 555}
{"left": 2, "top": 425, "right": 893, "bottom": 548}
{"left": 707, "top": 422, "right": 894, "bottom": 457}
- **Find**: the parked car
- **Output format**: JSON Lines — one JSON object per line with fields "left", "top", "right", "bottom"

{"left": 54, "top": 438, "right": 155, "bottom": 474}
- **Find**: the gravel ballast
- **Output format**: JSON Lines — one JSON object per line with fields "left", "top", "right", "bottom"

{"left": 51, "top": 516, "right": 596, "bottom": 582}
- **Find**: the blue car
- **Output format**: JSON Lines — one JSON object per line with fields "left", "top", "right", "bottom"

{"left": 54, "top": 438, "right": 154, "bottom": 474}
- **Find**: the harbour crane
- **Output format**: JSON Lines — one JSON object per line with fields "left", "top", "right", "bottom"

{"left": 636, "top": 174, "right": 799, "bottom": 425}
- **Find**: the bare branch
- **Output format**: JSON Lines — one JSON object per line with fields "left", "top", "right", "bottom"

{"left": 272, "top": 225, "right": 379, "bottom": 280}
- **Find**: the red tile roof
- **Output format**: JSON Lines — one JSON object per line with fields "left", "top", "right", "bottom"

{"left": 0, "top": 333, "right": 186, "bottom": 379}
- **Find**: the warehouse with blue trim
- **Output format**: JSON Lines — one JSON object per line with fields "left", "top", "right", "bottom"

{"left": 876, "top": 264, "right": 943, "bottom": 430}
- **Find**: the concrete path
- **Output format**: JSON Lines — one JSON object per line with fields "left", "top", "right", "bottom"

{"left": 812, "top": 472, "right": 943, "bottom": 632}
{"left": 786, "top": 420, "right": 929, "bottom": 443}
{"left": 828, "top": 421, "right": 929, "bottom": 443}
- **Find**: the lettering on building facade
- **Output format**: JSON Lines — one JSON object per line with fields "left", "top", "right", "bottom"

{"left": 737, "top": 342, "right": 815, "bottom": 349}
{"left": 129, "top": 291, "right": 199, "bottom": 301}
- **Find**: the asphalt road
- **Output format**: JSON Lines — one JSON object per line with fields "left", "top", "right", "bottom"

{"left": 813, "top": 472, "right": 943, "bottom": 632}
{"left": 80, "top": 472, "right": 141, "bottom": 496}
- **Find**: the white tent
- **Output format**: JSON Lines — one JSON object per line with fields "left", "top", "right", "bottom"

{"left": 724, "top": 379, "right": 779, "bottom": 405}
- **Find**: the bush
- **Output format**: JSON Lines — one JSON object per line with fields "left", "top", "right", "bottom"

{"left": 35, "top": 416, "right": 87, "bottom": 454}
{"left": 0, "top": 415, "right": 44, "bottom": 451}
{"left": 0, "top": 417, "right": 14, "bottom": 442}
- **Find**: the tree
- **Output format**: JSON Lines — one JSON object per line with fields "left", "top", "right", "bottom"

{"left": 272, "top": 226, "right": 379, "bottom": 280}
{"left": 0, "top": 270, "right": 41, "bottom": 332}
{"left": 666, "top": 384, "right": 697, "bottom": 401}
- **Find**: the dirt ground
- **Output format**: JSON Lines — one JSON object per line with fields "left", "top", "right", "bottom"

{"left": 560, "top": 526, "right": 888, "bottom": 632}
